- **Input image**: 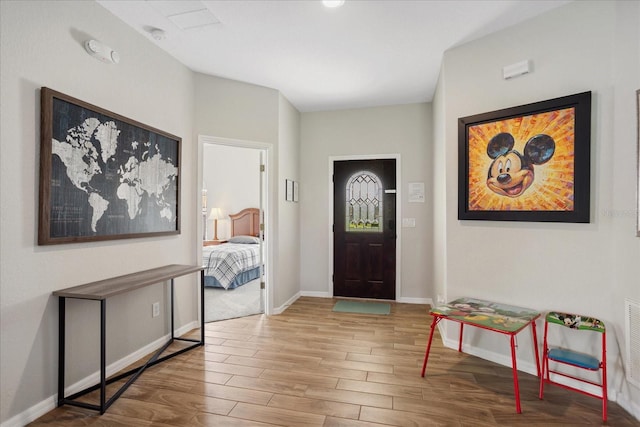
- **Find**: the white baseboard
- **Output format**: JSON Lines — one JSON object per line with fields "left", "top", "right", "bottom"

{"left": 438, "top": 323, "right": 538, "bottom": 376}
{"left": 300, "top": 291, "right": 331, "bottom": 298}
{"left": 1, "top": 396, "right": 57, "bottom": 427}
{"left": 615, "top": 391, "right": 640, "bottom": 421}
{"left": 397, "top": 297, "right": 432, "bottom": 305}
{"left": 271, "top": 292, "right": 429, "bottom": 313}
{"left": 1, "top": 321, "right": 199, "bottom": 427}
{"left": 273, "top": 292, "right": 301, "bottom": 314}
{"left": 283, "top": 292, "right": 433, "bottom": 309}
{"left": 299, "top": 292, "right": 432, "bottom": 306}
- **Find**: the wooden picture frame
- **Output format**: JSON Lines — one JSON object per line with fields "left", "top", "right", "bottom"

{"left": 39, "top": 87, "right": 181, "bottom": 245}
{"left": 458, "top": 91, "right": 591, "bottom": 223}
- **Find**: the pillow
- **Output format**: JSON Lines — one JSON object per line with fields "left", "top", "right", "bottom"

{"left": 228, "top": 235, "right": 260, "bottom": 244}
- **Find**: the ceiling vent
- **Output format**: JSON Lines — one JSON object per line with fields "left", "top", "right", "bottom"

{"left": 146, "top": 0, "right": 221, "bottom": 31}
{"left": 168, "top": 8, "right": 221, "bottom": 31}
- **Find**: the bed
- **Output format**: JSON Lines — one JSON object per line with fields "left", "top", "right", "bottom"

{"left": 202, "top": 208, "right": 262, "bottom": 289}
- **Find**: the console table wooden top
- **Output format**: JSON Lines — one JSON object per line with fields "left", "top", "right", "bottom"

{"left": 53, "top": 264, "right": 204, "bottom": 300}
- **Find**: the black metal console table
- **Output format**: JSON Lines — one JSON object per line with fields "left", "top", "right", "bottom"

{"left": 53, "top": 264, "right": 205, "bottom": 414}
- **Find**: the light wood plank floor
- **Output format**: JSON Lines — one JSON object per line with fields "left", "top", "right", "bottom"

{"left": 31, "top": 297, "right": 639, "bottom": 426}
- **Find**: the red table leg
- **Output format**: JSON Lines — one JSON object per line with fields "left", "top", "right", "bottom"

{"left": 423, "top": 300, "right": 540, "bottom": 414}
{"left": 531, "top": 321, "right": 541, "bottom": 378}
{"left": 510, "top": 334, "right": 522, "bottom": 413}
{"left": 421, "top": 316, "right": 441, "bottom": 377}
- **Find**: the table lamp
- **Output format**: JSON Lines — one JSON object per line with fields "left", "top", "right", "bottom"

{"left": 208, "top": 208, "right": 221, "bottom": 241}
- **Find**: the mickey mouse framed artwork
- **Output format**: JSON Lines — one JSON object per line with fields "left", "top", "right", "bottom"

{"left": 458, "top": 91, "right": 591, "bottom": 223}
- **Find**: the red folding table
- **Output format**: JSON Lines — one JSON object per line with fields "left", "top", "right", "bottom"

{"left": 421, "top": 297, "right": 541, "bottom": 413}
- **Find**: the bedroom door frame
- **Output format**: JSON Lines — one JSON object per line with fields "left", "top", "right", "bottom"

{"left": 328, "top": 154, "right": 402, "bottom": 300}
{"left": 198, "top": 135, "right": 273, "bottom": 318}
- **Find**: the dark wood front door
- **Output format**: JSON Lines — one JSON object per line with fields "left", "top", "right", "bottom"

{"left": 333, "top": 159, "right": 396, "bottom": 300}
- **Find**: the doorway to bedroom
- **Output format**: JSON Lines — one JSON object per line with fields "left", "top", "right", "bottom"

{"left": 200, "top": 140, "right": 269, "bottom": 322}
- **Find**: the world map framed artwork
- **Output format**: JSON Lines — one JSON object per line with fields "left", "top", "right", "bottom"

{"left": 458, "top": 91, "right": 591, "bottom": 223}
{"left": 38, "top": 87, "right": 181, "bottom": 245}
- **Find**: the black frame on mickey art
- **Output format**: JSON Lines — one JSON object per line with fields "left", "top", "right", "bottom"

{"left": 458, "top": 92, "right": 591, "bottom": 223}
{"left": 39, "top": 87, "right": 181, "bottom": 245}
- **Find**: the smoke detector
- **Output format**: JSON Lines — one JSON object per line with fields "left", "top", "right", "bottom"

{"left": 149, "top": 28, "right": 167, "bottom": 41}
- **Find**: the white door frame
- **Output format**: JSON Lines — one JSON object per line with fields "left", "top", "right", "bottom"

{"left": 198, "top": 135, "right": 274, "bottom": 316}
{"left": 328, "top": 153, "right": 402, "bottom": 300}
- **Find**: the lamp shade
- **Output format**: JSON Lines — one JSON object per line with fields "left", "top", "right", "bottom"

{"left": 208, "top": 208, "right": 221, "bottom": 220}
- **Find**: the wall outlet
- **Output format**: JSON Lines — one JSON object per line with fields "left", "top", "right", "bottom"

{"left": 152, "top": 302, "right": 160, "bottom": 318}
{"left": 436, "top": 294, "right": 445, "bottom": 304}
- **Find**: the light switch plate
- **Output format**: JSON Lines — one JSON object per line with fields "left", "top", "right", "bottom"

{"left": 402, "top": 218, "right": 416, "bottom": 228}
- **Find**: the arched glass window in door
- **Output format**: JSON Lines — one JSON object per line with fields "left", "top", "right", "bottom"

{"left": 345, "top": 170, "right": 383, "bottom": 232}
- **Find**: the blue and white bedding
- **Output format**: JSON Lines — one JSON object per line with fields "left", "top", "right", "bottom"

{"left": 203, "top": 241, "right": 261, "bottom": 290}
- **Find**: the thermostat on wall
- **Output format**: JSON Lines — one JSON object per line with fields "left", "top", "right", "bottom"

{"left": 503, "top": 60, "right": 531, "bottom": 80}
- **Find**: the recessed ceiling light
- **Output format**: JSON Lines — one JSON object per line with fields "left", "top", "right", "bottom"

{"left": 322, "top": 0, "right": 345, "bottom": 8}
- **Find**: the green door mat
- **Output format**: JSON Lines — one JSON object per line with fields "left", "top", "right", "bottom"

{"left": 332, "top": 300, "right": 391, "bottom": 315}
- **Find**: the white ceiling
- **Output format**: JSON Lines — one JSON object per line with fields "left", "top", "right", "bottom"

{"left": 96, "top": 0, "right": 570, "bottom": 112}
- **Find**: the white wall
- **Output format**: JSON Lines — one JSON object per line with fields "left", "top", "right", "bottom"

{"left": 194, "top": 73, "right": 280, "bottom": 144}
{"left": 276, "top": 95, "right": 302, "bottom": 308}
{"left": 0, "top": 0, "right": 196, "bottom": 424}
{"left": 202, "top": 145, "right": 260, "bottom": 240}
{"left": 431, "top": 63, "right": 447, "bottom": 306}
{"left": 193, "top": 73, "right": 302, "bottom": 310}
{"left": 436, "top": 0, "right": 639, "bottom": 417}
{"left": 299, "top": 103, "right": 432, "bottom": 301}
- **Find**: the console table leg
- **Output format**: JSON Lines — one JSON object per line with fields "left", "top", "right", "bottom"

{"left": 100, "top": 299, "right": 106, "bottom": 414}
{"left": 200, "top": 270, "right": 205, "bottom": 345}
{"left": 171, "top": 279, "right": 175, "bottom": 340}
{"left": 57, "top": 297, "right": 66, "bottom": 406}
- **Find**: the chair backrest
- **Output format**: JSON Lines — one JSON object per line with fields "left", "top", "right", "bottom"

{"left": 545, "top": 311, "right": 605, "bottom": 333}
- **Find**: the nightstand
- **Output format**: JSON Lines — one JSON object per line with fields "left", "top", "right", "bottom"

{"left": 203, "top": 240, "right": 227, "bottom": 246}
